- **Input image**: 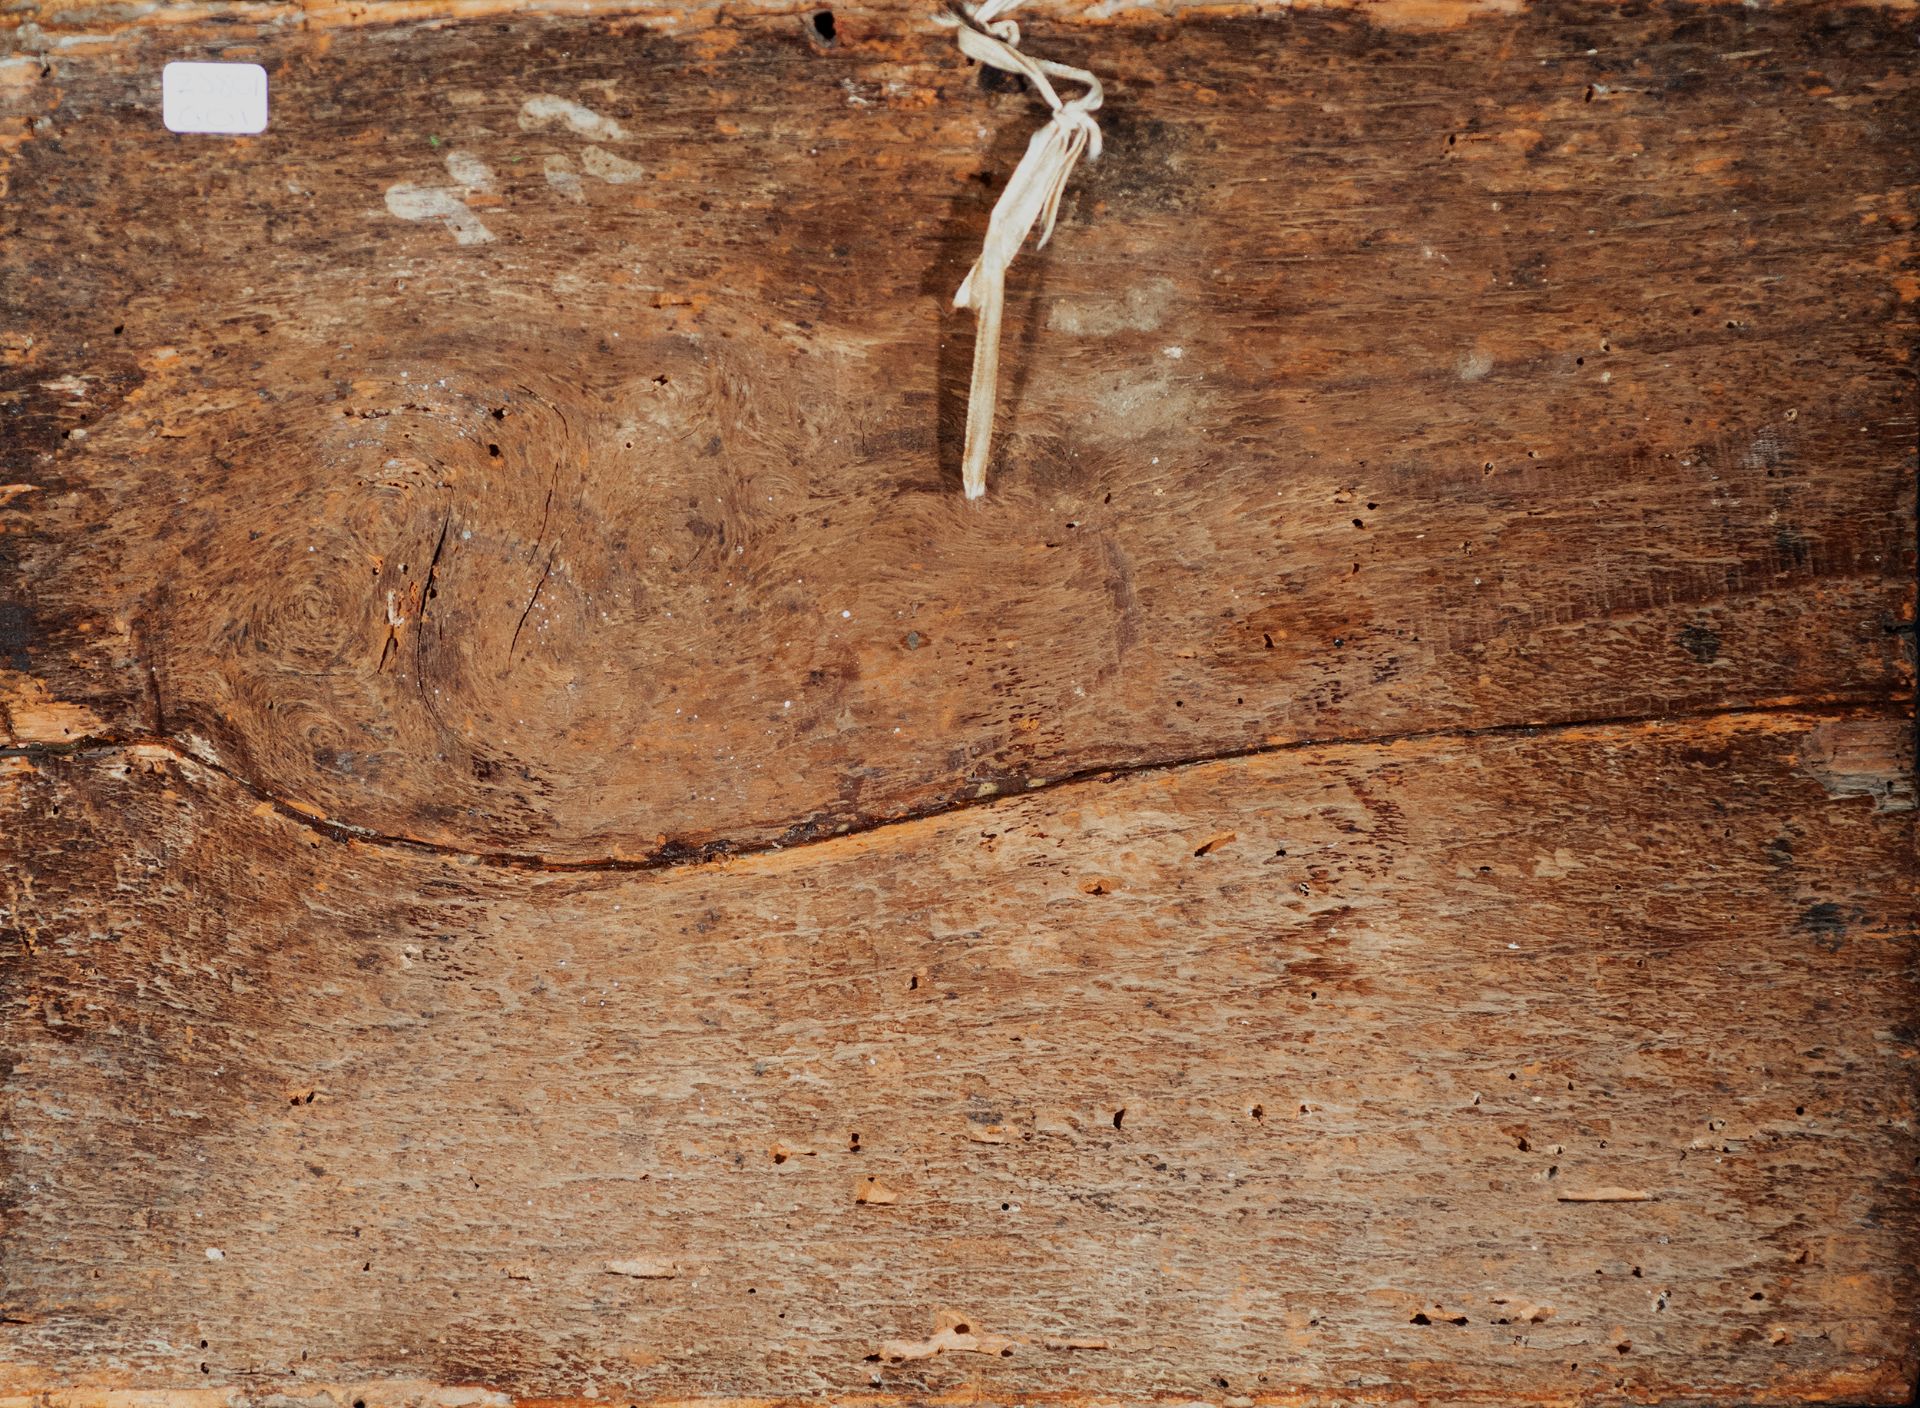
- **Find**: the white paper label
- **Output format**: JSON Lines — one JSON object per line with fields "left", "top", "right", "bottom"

{"left": 162, "top": 62, "right": 268, "bottom": 135}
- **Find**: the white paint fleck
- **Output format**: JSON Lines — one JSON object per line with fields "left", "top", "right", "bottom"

{"left": 39, "top": 374, "right": 90, "bottom": 398}
{"left": 384, "top": 183, "right": 494, "bottom": 245}
{"left": 442, "top": 149, "right": 495, "bottom": 193}
{"left": 205, "top": 1247, "right": 224, "bottom": 1261}
{"left": 581, "top": 145, "right": 646, "bottom": 184}
{"left": 1457, "top": 347, "right": 1494, "bottom": 381}
{"left": 519, "top": 94, "right": 630, "bottom": 142}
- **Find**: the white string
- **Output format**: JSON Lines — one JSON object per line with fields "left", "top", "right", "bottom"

{"left": 938, "top": 0, "right": 1103, "bottom": 498}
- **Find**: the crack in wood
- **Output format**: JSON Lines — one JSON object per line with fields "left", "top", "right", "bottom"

{"left": 414, "top": 508, "right": 455, "bottom": 726}
{"left": 1, "top": 695, "right": 1904, "bottom": 876}
{"left": 507, "top": 546, "right": 557, "bottom": 669}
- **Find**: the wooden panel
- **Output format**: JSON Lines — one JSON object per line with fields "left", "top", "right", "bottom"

{"left": 2, "top": 712, "right": 1916, "bottom": 1403}
{"left": 1, "top": 1, "right": 1912, "bottom": 859}
{"left": 2, "top": 1, "right": 1916, "bottom": 1405}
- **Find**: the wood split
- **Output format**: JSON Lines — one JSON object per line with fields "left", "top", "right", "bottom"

{"left": 604, "top": 1256, "right": 680, "bottom": 1278}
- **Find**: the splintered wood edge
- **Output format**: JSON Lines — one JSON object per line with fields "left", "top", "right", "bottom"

{"left": 2, "top": 1372, "right": 1916, "bottom": 1408}
{"left": 2, "top": 0, "right": 1914, "bottom": 47}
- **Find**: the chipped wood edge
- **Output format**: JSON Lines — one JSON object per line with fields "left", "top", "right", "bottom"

{"left": 3, "top": 0, "right": 1915, "bottom": 50}
{"left": 3, "top": 1367, "right": 1918, "bottom": 1408}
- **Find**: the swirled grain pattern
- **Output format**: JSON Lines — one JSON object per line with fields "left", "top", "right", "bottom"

{"left": 2, "top": 3, "right": 1912, "bottom": 858}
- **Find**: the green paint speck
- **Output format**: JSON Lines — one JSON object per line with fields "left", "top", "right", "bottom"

{"left": 428, "top": 134, "right": 441, "bottom": 148}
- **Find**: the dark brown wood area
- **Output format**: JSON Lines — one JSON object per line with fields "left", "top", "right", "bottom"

{"left": 1, "top": 1, "right": 1915, "bottom": 1404}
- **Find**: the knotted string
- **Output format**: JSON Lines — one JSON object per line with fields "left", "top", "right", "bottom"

{"left": 937, "top": 0, "right": 1103, "bottom": 498}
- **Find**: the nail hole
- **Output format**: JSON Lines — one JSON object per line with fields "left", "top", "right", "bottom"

{"left": 811, "top": 9, "right": 837, "bottom": 42}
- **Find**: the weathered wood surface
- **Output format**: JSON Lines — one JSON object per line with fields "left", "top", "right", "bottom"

{"left": 1, "top": 0, "right": 1916, "bottom": 1404}
{"left": 1, "top": 0, "right": 1913, "bottom": 860}
{"left": 4, "top": 714, "right": 1918, "bottom": 1404}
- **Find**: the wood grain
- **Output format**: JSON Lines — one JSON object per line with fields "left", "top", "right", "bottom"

{"left": 2, "top": 0, "right": 1916, "bottom": 1403}
{"left": 3, "top": 712, "right": 1917, "bottom": 1403}
{"left": 2, "top": 1, "right": 1912, "bottom": 860}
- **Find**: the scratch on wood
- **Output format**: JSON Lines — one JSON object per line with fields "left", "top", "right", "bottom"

{"left": 1557, "top": 1187, "right": 1655, "bottom": 1203}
